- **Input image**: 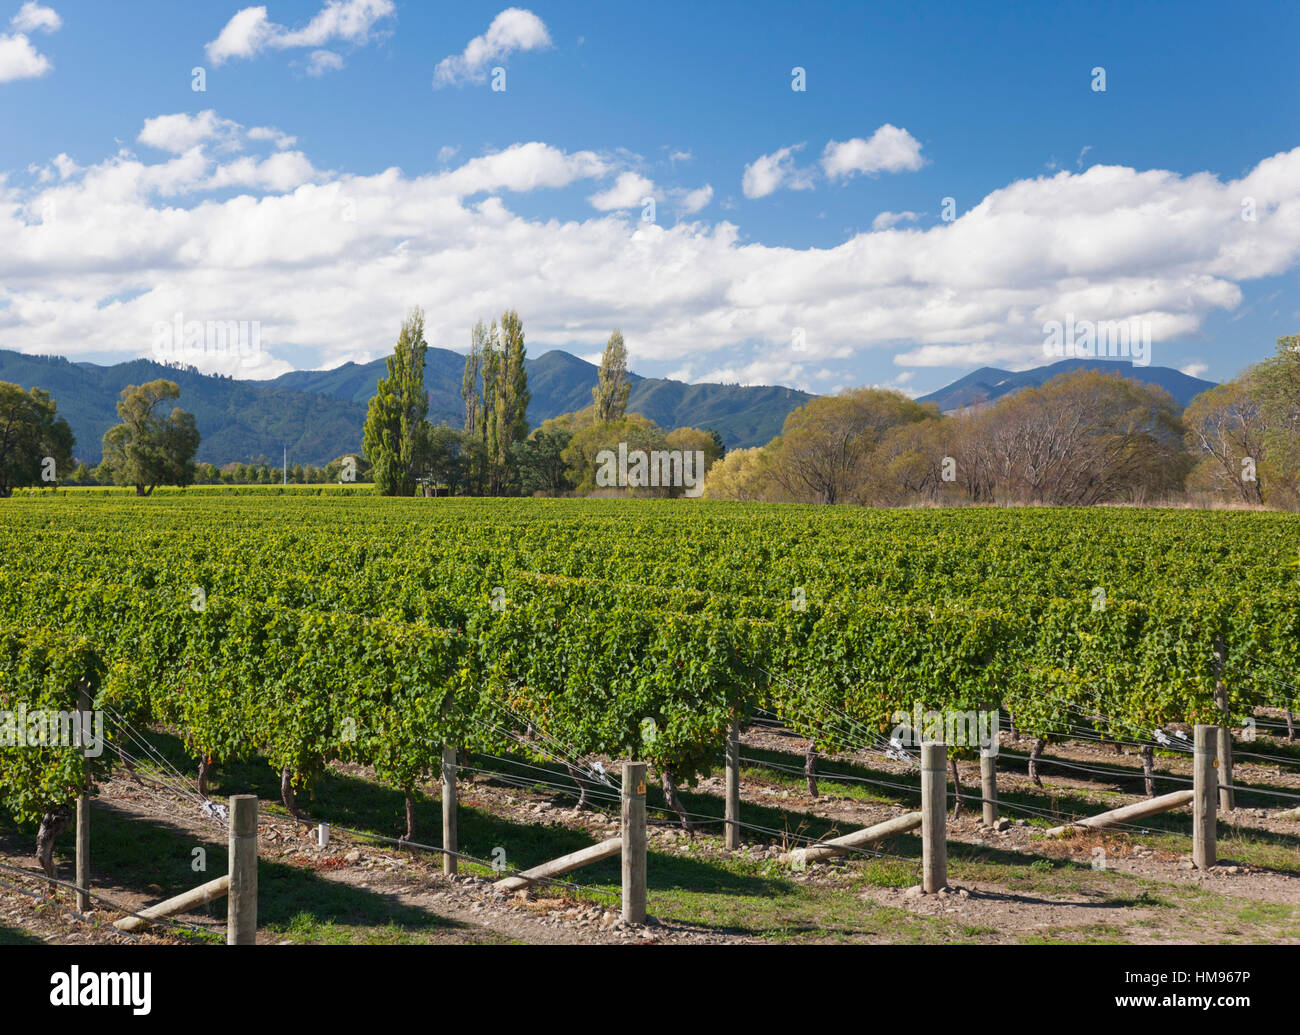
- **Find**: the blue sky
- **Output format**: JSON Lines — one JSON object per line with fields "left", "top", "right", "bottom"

{"left": 1, "top": 0, "right": 1297, "bottom": 398}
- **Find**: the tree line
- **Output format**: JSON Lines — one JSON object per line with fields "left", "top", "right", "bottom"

{"left": 362, "top": 311, "right": 724, "bottom": 497}
{"left": 706, "top": 334, "right": 1300, "bottom": 508}
{"left": 5, "top": 324, "right": 1295, "bottom": 509}
{"left": 0, "top": 379, "right": 200, "bottom": 497}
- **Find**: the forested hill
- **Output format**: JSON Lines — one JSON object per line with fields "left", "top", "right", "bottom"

{"left": 0, "top": 348, "right": 814, "bottom": 465}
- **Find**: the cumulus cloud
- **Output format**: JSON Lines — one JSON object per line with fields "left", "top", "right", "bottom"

{"left": 675, "top": 184, "right": 713, "bottom": 215}
{"left": 742, "top": 144, "right": 814, "bottom": 199}
{"left": 822, "top": 125, "right": 925, "bottom": 180}
{"left": 588, "top": 171, "right": 655, "bottom": 211}
{"left": 746, "top": 126, "right": 925, "bottom": 200}
{"left": 205, "top": 0, "right": 394, "bottom": 67}
{"left": 439, "top": 141, "right": 609, "bottom": 197}
{"left": 433, "top": 7, "right": 552, "bottom": 87}
{"left": 0, "top": 28, "right": 51, "bottom": 82}
{"left": 305, "top": 49, "right": 344, "bottom": 76}
{"left": 1181, "top": 361, "right": 1209, "bottom": 378}
{"left": 139, "top": 111, "right": 243, "bottom": 154}
{"left": 205, "top": 6, "right": 275, "bottom": 64}
{"left": 247, "top": 126, "right": 298, "bottom": 149}
{"left": 3, "top": 123, "right": 1299, "bottom": 387}
{"left": 11, "top": 2, "right": 59, "bottom": 32}
{"left": 871, "top": 210, "right": 921, "bottom": 231}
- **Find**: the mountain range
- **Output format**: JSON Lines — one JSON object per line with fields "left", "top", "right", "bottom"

{"left": 0, "top": 349, "right": 1219, "bottom": 468}
{"left": 0, "top": 347, "right": 813, "bottom": 466}
{"left": 916, "top": 358, "right": 1217, "bottom": 412}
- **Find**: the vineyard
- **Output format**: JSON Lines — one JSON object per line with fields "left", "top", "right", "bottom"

{"left": 2, "top": 495, "right": 1299, "bottom": 945}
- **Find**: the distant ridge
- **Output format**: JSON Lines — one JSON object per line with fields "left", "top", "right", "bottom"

{"left": 0, "top": 347, "right": 813, "bottom": 466}
{"left": 0, "top": 348, "right": 1219, "bottom": 468}
{"left": 917, "top": 358, "right": 1217, "bottom": 412}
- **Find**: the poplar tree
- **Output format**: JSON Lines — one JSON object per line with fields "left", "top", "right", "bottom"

{"left": 461, "top": 321, "right": 486, "bottom": 432}
{"left": 593, "top": 329, "right": 631, "bottom": 423}
{"left": 363, "top": 308, "right": 428, "bottom": 496}
{"left": 494, "top": 309, "right": 531, "bottom": 485}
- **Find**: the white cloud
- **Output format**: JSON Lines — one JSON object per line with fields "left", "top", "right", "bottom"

{"left": 138, "top": 113, "right": 302, "bottom": 165}
{"left": 51, "top": 152, "right": 77, "bottom": 178}
{"left": 696, "top": 357, "right": 812, "bottom": 390}
{"left": 438, "top": 141, "right": 608, "bottom": 196}
{"left": 433, "top": 7, "right": 552, "bottom": 87}
{"left": 11, "top": 3, "right": 60, "bottom": 33}
{"left": 4, "top": 125, "right": 1299, "bottom": 384}
{"left": 247, "top": 126, "right": 298, "bottom": 149}
{"left": 742, "top": 144, "right": 814, "bottom": 199}
{"left": 1180, "top": 361, "right": 1209, "bottom": 378}
{"left": 588, "top": 171, "right": 654, "bottom": 211}
{"left": 205, "top": 6, "right": 274, "bottom": 65}
{"left": 871, "top": 210, "right": 920, "bottom": 231}
{"left": 206, "top": 151, "right": 321, "bottom": 193}
{"left": 139, "top": 111, "right": 243, "bottom": 154}
{"left": 305, "top": 49, "right": 344, "bottom": 76}
{"left": 206, "top": 0, "right": 394, "bottom": 67}
{"left": 675, "top": 184, "right": 713, "bottom": 215}
{"left": 822, "top": 125, "right": 925, "bottom": 181}
{"left": 274, "top": 0, "right": 393, "bottom": 47}
{"left": 0, "top": 31, "right": 50, "bottom": 81}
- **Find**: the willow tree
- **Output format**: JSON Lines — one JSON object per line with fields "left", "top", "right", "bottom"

{"left": 100, "top": 380, "right": 199, "bottom": 496}
{"left": 363, "top": 308, "right": 428, "bottom": 496}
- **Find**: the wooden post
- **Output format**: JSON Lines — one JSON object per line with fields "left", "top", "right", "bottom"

{"left": 227, "top": 794, "right": 257, "bottom": 945}
{"left": 442, "top": 745, "right": 458, "bottom": 876}
{"left": 114, "top": 874, "right": 230, "bottom": 932}
{"left": 1193, "top": 724, "right": 1217, "bottom": 870}
{"left": 495, "top": 837, "right": 623, "bottom": 893}
{"left": 979, "top": 747, "right": 998, "bottom": 828}
{"left": 621, "top": 761, "right": 647, "bottom": 924}
{"left": 782, "top": 811, "right": 922, "bottom": 866}
{"left": 724, "top": 716, "right": 740, "bottom": 850}
{"left": 921, "top": 742, "right": 947, "bottom": 893}
{"left": 75, "top": 684, "right": 91, "bottom": 913}
{"left": 1045, "top": 789, "right": 1195, "bottom": 837}
{"left": 1213, "top": 638, "right": 1234, "bottom": 812}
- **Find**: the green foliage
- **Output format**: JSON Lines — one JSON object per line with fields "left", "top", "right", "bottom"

{"left": 2, "top": 498, "right": 1298, "bottom": 823}
{"left": 100, "top": 380, "right": 199, "bottom": 495}
{"left": 0, "top": 629, "right": 106, "bottom": 827}
{"left": 512, "top": 427, "right": 574, "bottom": 496}
{"left": 363, "top": 309, "right": 429, "bottom": 496}
{"left": 593, "top": 329, "right": 630, "bottom": 422}
{"left": 0, "top": 382, "right": 75, "bottom": 496}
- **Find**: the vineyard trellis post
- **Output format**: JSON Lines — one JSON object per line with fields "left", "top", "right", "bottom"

{"left": 75, "top": 682, "right": 91, "bottom": 913}
{"left": 442, "top": 745, "right": 458, "bottom": 876}
{"left": 921, "top": 742, "right": 947, "bottom": 893}
{"left": 1213, "top": 639, "right": 1234, "bottom": 811}
{"left": 725, "top": 717, "right": 741, "bottom": 850}
{"left": 1193, "top": 724, "right": 1217, "bottom": 870}
{"left": 979, "top": 746, "right": 998, "bottom": 828}
{"left": 621, "top": 761, "right": 647, "bottom": 923}
{"left": 228, "top": 794, "right": 258, "bottom": 945}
